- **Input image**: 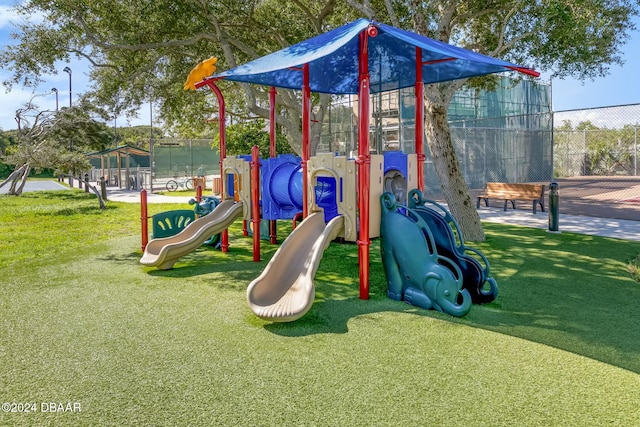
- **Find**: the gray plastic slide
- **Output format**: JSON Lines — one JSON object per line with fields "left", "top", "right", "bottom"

{"left": 140, "top": 199, "right": 243, "bottom": 270}
{"left": 247, "top": 212, "right": 344, "bottom": 322}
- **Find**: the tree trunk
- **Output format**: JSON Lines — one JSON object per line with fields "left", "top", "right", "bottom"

{"left": 1, "top": 164, "right": 29, "bottom": 196}
{"left": 424, "top": 101, "right": 485, "bottom": 242}
{"left": 14, "top": 164, "right": 30, "bottom": 195}
{"left": 0, "top": 165, "right": 26, "bottom": 190}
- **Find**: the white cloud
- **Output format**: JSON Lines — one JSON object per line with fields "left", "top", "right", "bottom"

{"left": 0, "top": 4, "right": 22, "bottom": 30}
{"left": 0, "top": 3, "right": 45, "bottom": 32}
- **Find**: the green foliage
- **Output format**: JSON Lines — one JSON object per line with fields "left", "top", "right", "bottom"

{"left": 216, "top": 119, "right": 293, "bottom": 157}
{"left": 0, "top": 130, "right": 14, "bottom": 156}
{"left": 0, "top": 162, "right": 13, "bottom": 178}
{"left": 6, "top": 99, "right": 114, "bottom": 174}
{"left": 116, "top": 125, "right": 164, "bottom": 149}
{"left": 554, "top": 120, "right": 638, "bottom": 175}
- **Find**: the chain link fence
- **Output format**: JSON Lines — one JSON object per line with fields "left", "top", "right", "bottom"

{"left": 318, "top": 79, "right": 554, "bottom": 194}
{"left": 152, "top": 138, "right": 220, "bottom": 180}
{"left": 440, "top": 123, "right": 553, "bottom": 192}
{"left": 554, "top": 104, "right": 640, "bottom": 177}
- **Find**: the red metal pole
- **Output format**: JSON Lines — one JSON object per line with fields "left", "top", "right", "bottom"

{"left": 301, "top": 63, "right": 310, "bottom": 219}
{"left": 357, "top": 29, "right": 372, "bottom": 300}
{"left": 269, "top": 86, "right": 277, "bottom": 158}
{"left": 269, "top": 86, "right": 278, "bottom": 244}
{"left": 251, "top": 145, "right": 261, "bottom": 262}
{"left": 415, "top": 47, "right": 426, "bottom": 193}
{"left": 140, "top": 189, "right": 148, "bottom": 251}
{"left": 196, "top": 185, "right": 202, "bottom": 203}
{"left": 204, "top": 81, "right": 230, "bottom": 252}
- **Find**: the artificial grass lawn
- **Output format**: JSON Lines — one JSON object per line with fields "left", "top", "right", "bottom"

{"left": 1, "top": 190, "right": 639, "bottom": 426}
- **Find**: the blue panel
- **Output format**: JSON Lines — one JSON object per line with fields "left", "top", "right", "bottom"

{"left": 261, "top": 154, "right": 303, "bottom": 220}
{"left": 316, "top": 176, "right": 338, "bottom": 223}
{"left": 383, "top": 151, "right": 408, "bottom": 177}
{"left": 226, "top": 173, "right": 235, "bottom": 197}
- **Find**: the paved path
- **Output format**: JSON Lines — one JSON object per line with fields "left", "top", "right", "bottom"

{"left": 105, "top": 188, "right": 194, "bottom": 204}
{"left": 0, "top": 180, "right": 68, "bottom": 194}
{"left": 476, "top": 206, "right": 640, "bottom": 241}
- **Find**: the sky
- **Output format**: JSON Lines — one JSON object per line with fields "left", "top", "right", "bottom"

{"left": 1, "top": 2, "right": 640, "bottom": 131}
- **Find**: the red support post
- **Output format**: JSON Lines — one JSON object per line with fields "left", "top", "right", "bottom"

{"left": 301, "top": 63, "right": 310, "bottom": 219}
{"left": 251, "top": 145, "right": 261, "bottom": 262}
{"left": 415, "top": 47, "right": 426, "bottom": 193}
{"left": 357, "top": 29, "right": 373, "bottom": 300}
{"left": 269, "top": 86, "right": 277, "bottom": 158}
{"left": 196, "top": 185, "right": 202, "bottom": 203}
{"left": 203, "top": 81, "right": 230, "bottom": 252}
{"left": 140, "top": 189, "right": 148, "bottom": 251}
{"left": 269, "top": 86, "right": 278, "bottom": 244}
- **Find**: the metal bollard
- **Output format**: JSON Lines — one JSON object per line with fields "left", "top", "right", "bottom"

{"left": 548, "top": 181, "right": 560, "bottom": 233}
{"left": 84, "top": 174, "right": 89, "bottom": 192}
{"left": 100, "top": 177, "right": 108, "bottom": 201}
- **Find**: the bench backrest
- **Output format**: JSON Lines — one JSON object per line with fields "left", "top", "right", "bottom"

{"left": 485, "top": 182, "right": 543, "bottom": 199}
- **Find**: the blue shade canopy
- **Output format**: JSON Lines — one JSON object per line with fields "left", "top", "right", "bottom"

{"left": 211, "top": 18, "right": 537, "bottom": 95}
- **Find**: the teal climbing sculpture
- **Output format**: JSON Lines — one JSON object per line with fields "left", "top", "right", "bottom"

{"left": 380, "top": 192, "right": 472, "bottom": 317}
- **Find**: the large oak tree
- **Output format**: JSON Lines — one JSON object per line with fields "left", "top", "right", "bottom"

{"left": 2, "top": 0, "right": 637, "bottom": 239}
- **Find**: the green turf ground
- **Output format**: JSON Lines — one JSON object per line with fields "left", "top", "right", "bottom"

{"left": 1, "top": 190, "right": 639, "bottom": 426}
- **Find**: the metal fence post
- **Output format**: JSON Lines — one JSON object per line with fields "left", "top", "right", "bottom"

{"left": 548, "top": 181, "right": 560, "bottom": 233}
{"left": 100, "top": 177, "right": 108, "bottom": 201}
{"left": 635, "top": 127, "right": 638, "bottom": 176}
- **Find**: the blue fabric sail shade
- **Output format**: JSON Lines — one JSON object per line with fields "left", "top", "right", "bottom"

{"left": 209, "top": 18, "right": 538, "bottom": 95}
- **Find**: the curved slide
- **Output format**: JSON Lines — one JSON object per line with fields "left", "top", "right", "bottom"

{"left": 247, "top": 213, "right": 344, "bottom": 322}
{"left": 140, "top": 200, "right": 244, "bottom": 270}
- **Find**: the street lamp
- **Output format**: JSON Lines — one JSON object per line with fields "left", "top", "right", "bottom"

{"left": 51, "top": 88, "right": 59, "bottom": 111}
{"left": 62, "top": 66, "right": 72, "bottom": 107}
{"left": 62, "top": 67, "right": 73, "bottom": 155}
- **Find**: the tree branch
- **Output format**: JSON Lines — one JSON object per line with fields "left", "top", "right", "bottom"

{"left": 494, "top": 1, "right": 525, "bottom": 54}
{"left": 73, "top": 12, "right": 218, "bottom": 52}
{"left": 344, "top": 0, "right": 376, "bottom": 19}
{"left": 383, "top": 0, "right": 399, "bottom": 27}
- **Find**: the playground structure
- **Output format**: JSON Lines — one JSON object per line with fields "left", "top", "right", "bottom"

{"left": 141, "top": 18, "right": 538, "bottom": 321}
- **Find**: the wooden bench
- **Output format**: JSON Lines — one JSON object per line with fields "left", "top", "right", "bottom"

{"left": 476, "top": 182, "right": 545, "bottom": 214}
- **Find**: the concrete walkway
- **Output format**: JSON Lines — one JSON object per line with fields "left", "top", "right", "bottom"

{"left": 105, "top": 188, "right": 195, "bottom": 204}
{"left": 0, "top": 180, "right": 68, "bottom": 194}
{"left": 476, "top": 206, "right": 640, "bottom": 241}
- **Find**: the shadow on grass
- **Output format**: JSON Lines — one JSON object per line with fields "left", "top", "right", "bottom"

{"left": 264, "top": 297, "right": 430, "bottom": 336}
{"left": 256, "top": 224, "right": 640, "bottom": 374}
{"left": 142, "top": 245, "right": 276, "bottom": 290}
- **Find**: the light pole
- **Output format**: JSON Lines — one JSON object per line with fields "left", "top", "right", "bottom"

{"left": 51, "top": 88, "right": 59, "bottom": 111}
{"left": 62, "top": 66, "right": 72, "bottom": 107}
{"left": 63, "top": 67, "right": 73, "bottom": 157}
